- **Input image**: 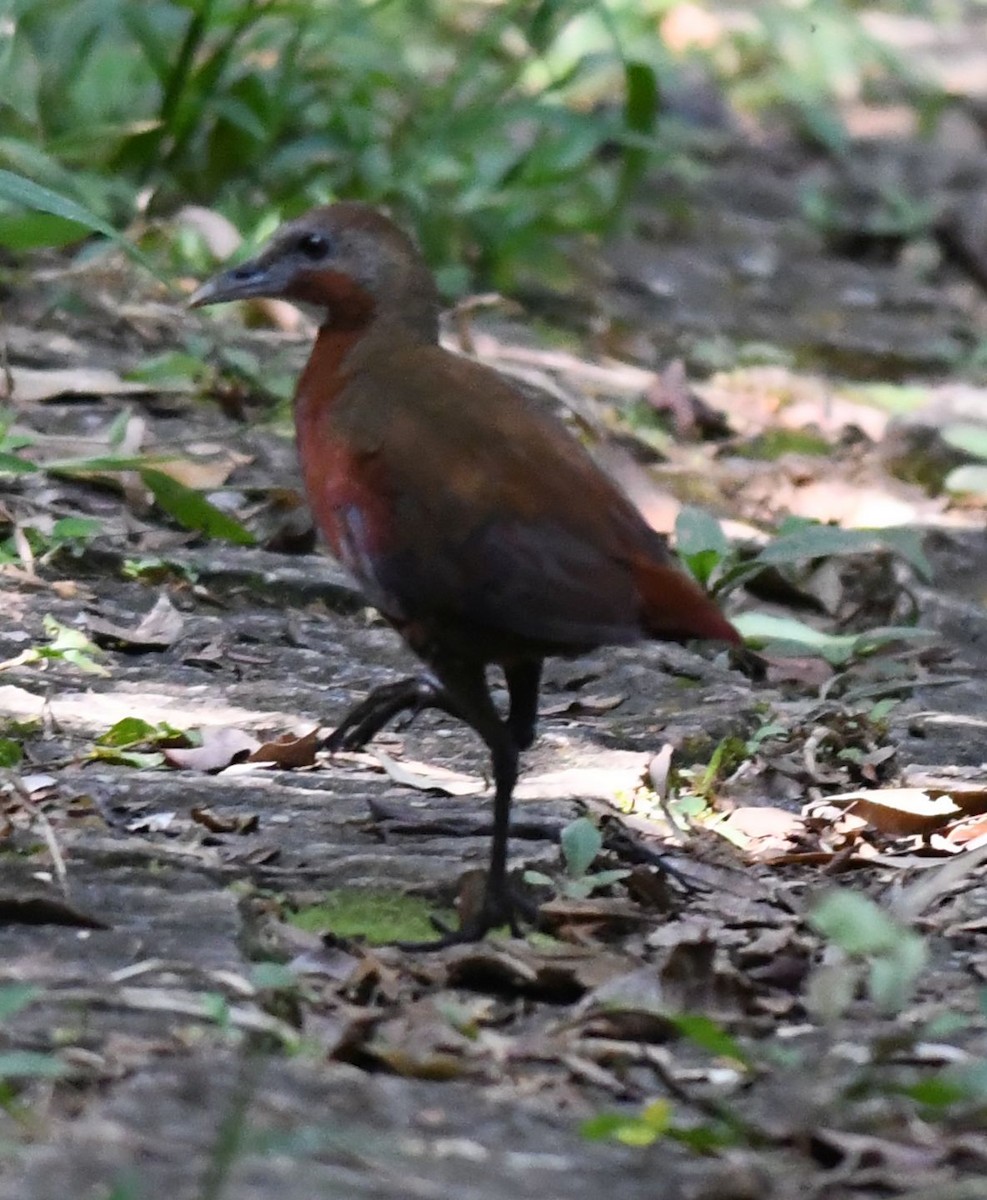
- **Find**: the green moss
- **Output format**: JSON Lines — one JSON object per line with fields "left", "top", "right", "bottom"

{"left": 287, "top": 888, "right": 448, "bottom": 945}
{"left": 736, "top": 429, "right": 831, "bottom": 460}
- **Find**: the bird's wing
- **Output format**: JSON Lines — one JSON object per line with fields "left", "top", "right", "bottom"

{"left": 325, "top": 346, "right": 732, "bottom": 648}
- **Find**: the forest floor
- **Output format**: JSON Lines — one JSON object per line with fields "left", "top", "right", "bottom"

{"left": 3, "top": 21, "right": 987, "bottom": 1200}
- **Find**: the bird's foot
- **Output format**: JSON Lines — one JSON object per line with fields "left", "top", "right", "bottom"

{"left": 324, "top": 676, "right": 452, "bottom": 752}
{"left": 397, "top": 878, "right": 540, "bottom": 951}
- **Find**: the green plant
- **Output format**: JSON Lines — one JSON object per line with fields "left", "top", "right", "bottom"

{"left": 524, "top": 816, "right": 629, "bottom": 899}
{"left": 805, "top": 889, "right": 927, "bottom": 1019}
{"left": 1, "top": 0, "right": 675, "bottom": 293}
{"left": 723, "top": 0, "right": 943, "bottom": 153}
{"left": 941, "top": 423, "right": 987, "bottom": 498}
{"left": 675, "top": 507, "right": 935, "bottom": 665}
{"left": 0, "top": 615, "right": 107, "bottom": 676}
{"left": 0, "top": 409, "right": 254, "bottom": 547}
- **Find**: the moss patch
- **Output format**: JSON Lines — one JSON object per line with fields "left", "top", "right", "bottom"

{"left": 287, "top": 888, "right": 449, "bottom": 945}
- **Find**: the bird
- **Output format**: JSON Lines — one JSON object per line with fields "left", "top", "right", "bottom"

{"left": 190, "top": 202, "right": 741, "bottom": 946}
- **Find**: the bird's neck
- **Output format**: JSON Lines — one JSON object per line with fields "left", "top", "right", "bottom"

{"left": 293, "top": 315, "right": 426, "bottom": 458}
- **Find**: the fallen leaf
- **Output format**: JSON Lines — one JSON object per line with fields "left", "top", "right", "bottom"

{"left": 1, "top": 366, "right": 164, "bottom": 405}
{"left": 164, "top": 727, "right": 259, "bottom": 771}
{"left": 540, "top": 693, "right": 625, "bottom": 717}
{"left": 149, "top": 450, "right": 250, "bottom": 491}
{"left": 87, "top": 593, "right": 185, "bottom": 651}
{"left": 248, "top": 728, "right": 320, "bottom": 769}
{"left": 830, "top": 788, "right": 962, "bottom": 836}
{"left": 716, "top": 806, "right": 808, "bottom": 859}
{"left": 374, "top": 753, "right": 484, "bottom": 796}
{"left": 190, "top": 806, "right": 258, "bottom": 834}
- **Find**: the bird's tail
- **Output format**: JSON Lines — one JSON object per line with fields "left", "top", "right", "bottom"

{"left": 633, "top": 556, "right": 741, "bottom": 645}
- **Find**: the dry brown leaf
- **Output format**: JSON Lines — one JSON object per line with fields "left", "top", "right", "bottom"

{"left": 1, "top": 366, "right": 166, "bottom": 405}
{"left": 88, "top": 593, "right": 185, "bottom": 651}
{"left": 248, "top": 728, "right": 320, "bottom": 769}
{"left": 164, "top": 727, "right": 260, "bottom": 772}
{"left": 716, "top": 806, "right": 808, "bottom": 860}
{"left": 374, "top": 752, "right": 484, "bottom": 796}
{"left": 190, "top": 806, "right": 258, "bottom": 835}
{"left": 175, "top": 205, "right": 242, "bottom": 259}
{"left": 366, "top": 997, "right": 476, "bottom": 1080}
{"left": 516, "top": 759, "right": 647, "bottom": 801}
{"left": 540, "top": 693, "right": 625, "bottom": 717}
{"left": 830, "top": 788, "right": 962, "bottom": 835}
{"left": 150, "top": 450, "right": 250, "bottom": 490}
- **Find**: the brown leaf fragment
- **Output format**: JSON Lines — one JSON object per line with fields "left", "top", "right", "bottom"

{"left": 374, "top": 752, "right": 484, "bottom": 796}
{"left": 645, "top": 358, "right": 732, "bottom": 439}
{"left": 190, "top": 806, "right": 258, "bottom": 834}
{"left": 88, "top": 593, "right": 185, "bottom": 651}
{"left": 763, "top": 654, "right": 835, "bottom": 687}
{"left": 540, "top": 693, "right": 625, "bottom": 717}
{"left": 150, "top": 449, "right": 250, "bottom": 491}
{"left": 945, "top": 815, "right": 987, "bottom": 847}
{"left": 247, "top": 728, "right": 320, "bottom": 769}
{"left": 539, "top": 896, "right": 648, "bottom": 938}
{"left": 717, "top": 806, "right": 808, "bottom": 860}
{"left": 235, "top": 845, "right": 281, "bottom": 866}
{"left": 833, "top": 788, "right": 962, "bottom": 836}
{"left": 365, "top": 997, "right": 475, "bottom": 1080}
{"left": 164, "top": 727, "right": 259, "bottom": 771}
{"left": 1, "top": 365, "right": 160, "bottom": 405}
{"left": 443, "top": 941, "right": 630, "bottom": 998}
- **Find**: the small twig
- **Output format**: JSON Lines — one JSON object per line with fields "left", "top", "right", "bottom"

{"left": 2, "top": 768, "right": 69, "bottom": 894}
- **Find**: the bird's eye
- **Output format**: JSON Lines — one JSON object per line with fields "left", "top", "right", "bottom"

{"left": 296, "top": 232, "right": 332, "bottom": 260}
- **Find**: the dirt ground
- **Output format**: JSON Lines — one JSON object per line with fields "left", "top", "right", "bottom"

{"left": 4, "top": 16, "right": 987, "bottom": 1199}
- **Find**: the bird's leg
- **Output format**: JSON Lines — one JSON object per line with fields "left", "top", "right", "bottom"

{"left": 324, "top": 675, "right": 460, "bottom": 752}
{"left": 504, "top": 658, "right": 543, "bottom": 751}
{"left": 397, "top": 660, "right": 539, "bottom": 950}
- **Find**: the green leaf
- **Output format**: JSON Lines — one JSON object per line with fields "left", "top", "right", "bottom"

{"left": 522, "top": 870, "right": 555, "bottom": 888}
{"left": 584, "top": 868, "right": 631, "bottom": 891}
{"left": 942, "top": 423, "right": 987, "bottom": 461}
{"left": 96, "top": 718, "right": 161, "bottom": 748}
{"left": 868, "top": 933, "right": 928, "bottom": 1014}
{"left": 51, "top": 516, "right": 101, "bottom": 544}
{"left": 731, "top": 612, "right": 933, "bottom": 665}
{"left": 89, "top": 748, "right": 165, "bottom": 769}
{"left": 0, "top": 1051, "right": 67, "bottom": 1079}
{"left": 757, "top": 523, "right": 932, "bottom": 581}
{"left": 141, "top": 469, "right": 255, "bottom": 546}
{"left": 944, "top": 464, "right": 987, "bottom": 496}
{"left": 580, "top": 1111, "right": 660, "bottom": 1146}
{"left": 675, "top": 506, "right": 730, "bottom": 561}
{"left": 0, "top": 451, "right": 40, "bottom": 475}
{"left": 561, "top": 817, "right": 602, "bottom": 879}
{"left": 809, "top": 891, "right": 902, "bottom": 956}
{"left": 0, "top": 211, "right": 89, "bottom": 250}
{"left": 0, "top": 738, "right": 22, "bottom": 768}
{"left": 250, "top": 962, "right": 299, "bottom": 991}
{"left": 669, "top": 1014, "right": 749, "bottom": 1065}
{"left": 0, "top": 169, "right": 161, "bottom": 278}
{"left": 0, "top": 983, "right": 40, "bottom": 1021}
{"left": 902, "top": 1074, "right": 970, "bottom": 1108}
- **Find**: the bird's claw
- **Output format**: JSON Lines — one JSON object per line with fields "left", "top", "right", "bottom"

{"left": 396, "top": 880, "right": 540, "bottom": 951}
{"left": 323, "top": 677, "right": 451, "bottom": 753}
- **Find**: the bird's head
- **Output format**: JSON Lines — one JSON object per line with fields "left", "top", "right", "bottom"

{"left": 189, "top": 203, "right": 439, "bottom": 339}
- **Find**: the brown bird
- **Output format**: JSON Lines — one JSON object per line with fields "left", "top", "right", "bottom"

{"left": 190, "top": 203, "right": 741, "bottom": 945}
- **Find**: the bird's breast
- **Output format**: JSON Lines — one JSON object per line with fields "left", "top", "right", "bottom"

{"left": 294, "top": 328, "right": 393, "bottom": 599}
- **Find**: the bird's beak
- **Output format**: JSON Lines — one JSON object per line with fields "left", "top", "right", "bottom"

{"left": 188, "top": 254, "right": 283, "bottom": 308}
